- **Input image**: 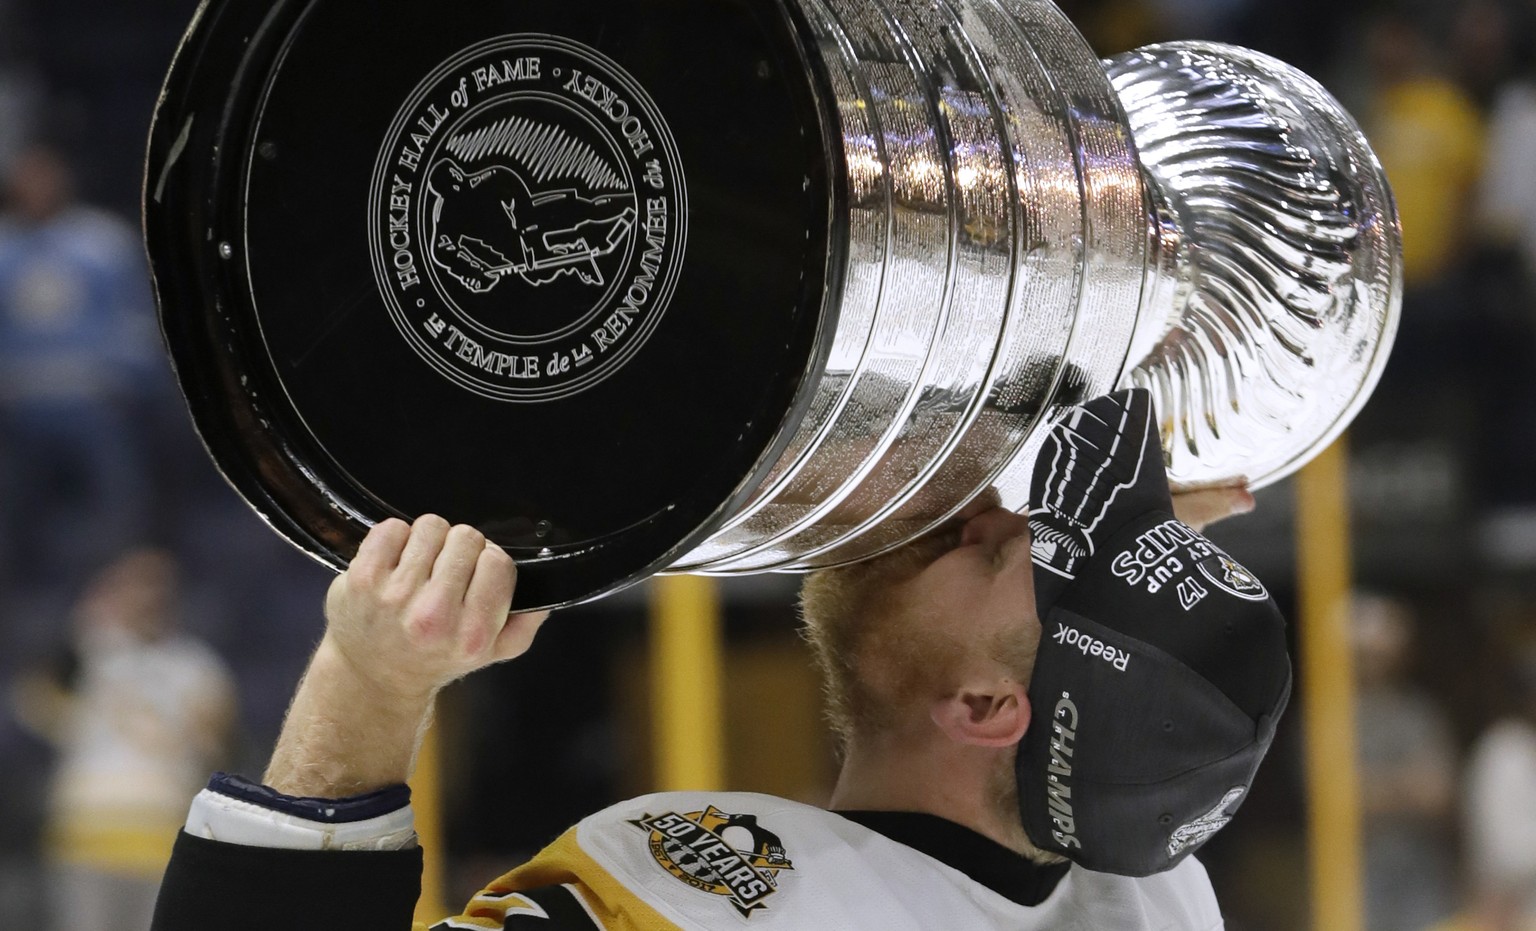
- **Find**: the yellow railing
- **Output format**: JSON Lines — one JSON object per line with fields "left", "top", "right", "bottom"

{"left": 1296, "top": 439, "right": 1364, "bottom": 931}
{"left": 649, "top": 574, "right": 726, "bottom": 791}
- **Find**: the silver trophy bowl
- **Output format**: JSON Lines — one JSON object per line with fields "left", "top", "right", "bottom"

{"left": 670, "top": 1, "right": 1401, "bottom": 575}
{"left": 146, "top": 0, "right": 1400, "bottom": 605}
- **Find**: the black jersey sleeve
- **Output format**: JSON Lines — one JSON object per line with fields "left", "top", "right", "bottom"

{"left": 151, "top": 831, "right": 424, "bottom": 931}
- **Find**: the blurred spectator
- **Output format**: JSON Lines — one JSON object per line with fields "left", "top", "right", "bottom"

{"left": 1357, "top": 8, "right": 1503, "bottom": 511}
{"left": 1464, "top": 135, "right": 1536, "bottom": 517}
{"left": 1361, "top": 10, "right": 1486, "bottom": 291}
{"left": 1465, "top": 645, "right": 1536, "bottom": 931}
{"left": 0, "top": 144, "right": 164, "bottom": 594}
{"left": 1452, "top": 0, "right": 1520, "bottom": 110}
{"left": 1479, "top": 8, "right": 1536, "bottom": 284}
{"left": 13, "top": 0, "right": 205, "bottom": 217}
{"left": 1456, "top": 5, "right": 1536, "bottom": 516}
{"left": 1354, "top": 593, "right": 1458, "bottom": 931}
{"left": 11, "top": 548, "right": 236, "bottom": 931}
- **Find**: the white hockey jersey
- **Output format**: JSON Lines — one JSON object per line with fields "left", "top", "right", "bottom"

{"left": 425, "top": 791, "right": 1224, "bottom": 930}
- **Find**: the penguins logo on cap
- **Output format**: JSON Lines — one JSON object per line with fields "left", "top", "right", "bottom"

{"left": 1168, "top": 786, "right": 1246, "bottom": 857}
{"left": 1198, "top": 553, "right": 1268, "bottom": 601}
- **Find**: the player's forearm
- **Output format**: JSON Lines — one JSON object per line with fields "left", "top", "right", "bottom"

{"left": 263, "top": 638, "right": 436, "bottom": 798}
{"left": 263, "top": 516, "right": 540, "bottom": 797}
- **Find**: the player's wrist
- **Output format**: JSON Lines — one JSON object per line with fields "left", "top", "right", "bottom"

{"left": 263, "top": 644, "right": 438, "bottom": 798}
{"left": 313, "top": 633, "right": 442, "bottom": 709}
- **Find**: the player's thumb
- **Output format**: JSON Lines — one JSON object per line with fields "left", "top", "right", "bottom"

{"left": 491, "top": 610, "right": 551, "bottom": 663}
{"left": 1171, "top": 484, "right": 1255, "bottom": 532}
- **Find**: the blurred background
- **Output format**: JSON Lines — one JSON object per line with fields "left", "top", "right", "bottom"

{"left": 2, "top": 0, "right": 1536, "bottom": 929}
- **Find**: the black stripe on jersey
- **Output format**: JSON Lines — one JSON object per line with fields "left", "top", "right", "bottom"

{"left": 431, "top": 884, "right": 602, "bottom": 930}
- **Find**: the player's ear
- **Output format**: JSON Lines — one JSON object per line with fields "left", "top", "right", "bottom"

{"left": 930, "top": 678, "right": 1031, "bottom": 748}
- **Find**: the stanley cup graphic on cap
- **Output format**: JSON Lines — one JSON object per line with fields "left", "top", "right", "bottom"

{"left": 145, "top": 0, "right": 1400, "bottom": 608}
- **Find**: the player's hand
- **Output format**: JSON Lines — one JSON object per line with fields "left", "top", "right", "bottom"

{"left": 320, "top": 515, "right": 549, "bottom": 703}
{"left": 1171, "top": 480, "right": 1255, "bottom": 532}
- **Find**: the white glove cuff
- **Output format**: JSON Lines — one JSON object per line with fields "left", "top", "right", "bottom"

{"left": 185, "top": 786, "right": 418, "bottom": 851}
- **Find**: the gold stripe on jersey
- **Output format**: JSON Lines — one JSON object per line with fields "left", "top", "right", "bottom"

{"left": 418, "top": 828, "right": 683, "bottom": 931}
{"left": 423, "top": 888, "right": 551, "bottom": 929}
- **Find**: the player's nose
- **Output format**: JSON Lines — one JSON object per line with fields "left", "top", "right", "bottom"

{"left": 960, "top": 507, "right": 1031, "bottom": 547}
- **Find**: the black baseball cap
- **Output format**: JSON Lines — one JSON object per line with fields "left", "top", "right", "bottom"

{"left": 1016, "top": 390, "right": 1292, "bottom": 877}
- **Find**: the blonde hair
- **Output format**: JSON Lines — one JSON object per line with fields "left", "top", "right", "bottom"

{"left": 802, "top": 529, "right": 1056, "bottom": 862}
{"left": 799, "top": 531, "right": 965, "bottom": 751}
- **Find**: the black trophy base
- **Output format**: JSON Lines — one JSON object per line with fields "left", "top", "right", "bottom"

{"left": 146, "top": 0, "right": 844, "bottom": 607}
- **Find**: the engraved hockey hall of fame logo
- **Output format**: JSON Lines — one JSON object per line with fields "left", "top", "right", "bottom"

{"left": 368, "top": 36, "right": 688, "bottom": 402}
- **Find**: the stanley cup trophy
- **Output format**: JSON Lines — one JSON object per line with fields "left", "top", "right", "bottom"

{"left": 145, "top": 0, "right": 1401, "bottom": 609}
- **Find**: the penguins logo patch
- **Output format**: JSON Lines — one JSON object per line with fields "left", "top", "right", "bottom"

{"left": 1198, "top": 553, "right": 1268, "bottom": 601}
{"left": 1168, "top": 786, "right": 1246, "bottom": 857}
{"left": 630, "top": 806, "right": 794, "bottom": 917}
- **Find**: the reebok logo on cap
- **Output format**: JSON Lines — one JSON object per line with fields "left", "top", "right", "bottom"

{"left": 1052, "top": 622, "right": 1131, "bottom": 672}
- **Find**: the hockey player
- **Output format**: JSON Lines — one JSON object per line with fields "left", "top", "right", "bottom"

{"left": 152, "top": 390, "right": 1287, "bottom": 930}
